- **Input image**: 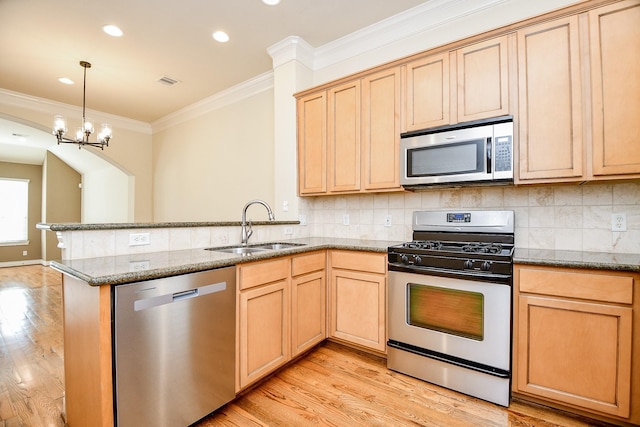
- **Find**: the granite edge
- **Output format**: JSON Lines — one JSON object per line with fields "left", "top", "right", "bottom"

{"left": 38, "top": 221, "right": 299, "bottom": 231}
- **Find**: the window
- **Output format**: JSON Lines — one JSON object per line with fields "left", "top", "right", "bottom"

{"left": 0, "top": 178, "right": 29, "bottom": 245}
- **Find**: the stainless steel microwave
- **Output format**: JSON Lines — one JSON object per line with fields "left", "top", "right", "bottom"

{"left": 400, "top": 116, "right": 513, "bottom": 189}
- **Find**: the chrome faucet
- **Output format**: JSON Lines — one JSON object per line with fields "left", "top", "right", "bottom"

{"left": 241, "top": 199, "right": 276, "bottom": 246}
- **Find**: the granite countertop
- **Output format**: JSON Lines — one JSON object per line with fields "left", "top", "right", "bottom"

{"left": 51, "top": 237, "right": 401, "bottom": 286}
{"left": 514, "top": 248, "right": 640, "bottom": 273}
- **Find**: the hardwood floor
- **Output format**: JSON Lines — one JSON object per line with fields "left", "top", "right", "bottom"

{"left": 0, "top": 265, "right": 612, "bottom": 427}
{"left": 0, "top": 265, "right": 65, "bottom": 427}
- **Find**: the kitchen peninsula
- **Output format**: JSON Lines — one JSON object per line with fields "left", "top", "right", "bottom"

{"left": 40, "top": 220, "right": 640, "bottom": 427}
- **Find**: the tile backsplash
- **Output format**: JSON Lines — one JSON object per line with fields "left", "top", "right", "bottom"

{"left": 297, "top": 181, "right": 640, "bottom": 254}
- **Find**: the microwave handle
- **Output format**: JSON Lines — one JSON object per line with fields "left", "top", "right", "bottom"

{"left": 486, "top": 137, "right": 492, "bottom": 173}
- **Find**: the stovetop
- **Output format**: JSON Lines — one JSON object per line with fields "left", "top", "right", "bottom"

{"left": 388, "top": 210, "right": 515, "bottom": 280}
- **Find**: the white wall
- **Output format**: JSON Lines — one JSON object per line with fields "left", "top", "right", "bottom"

{"left": 152, "top": 89, "right": 275, "bottom": 222}
{"left": 82, "top": 167, "right": 132, "bottom": 223}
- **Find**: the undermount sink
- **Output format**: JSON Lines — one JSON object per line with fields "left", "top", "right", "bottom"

{"left": 205, "top": 242, "right": 306, "bottom": 255}
{"left": 214, "top": 247, "right": 267, "bottom": 255}
{"left": 251, "top": 242, "right": 306, "bottom": 250}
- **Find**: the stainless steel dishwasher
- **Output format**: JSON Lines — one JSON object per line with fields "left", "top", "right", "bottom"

{"left": 114, "top": 266, "right": 236, "bottom": 427}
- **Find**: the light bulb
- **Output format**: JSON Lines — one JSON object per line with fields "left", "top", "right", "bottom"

{"left": 53, "top": 115, "right": 67, "bottom": 134}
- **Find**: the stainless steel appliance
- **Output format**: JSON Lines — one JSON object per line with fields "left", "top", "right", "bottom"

{"left": 400, "top": 116, "right": 513, "bottom": 188}
{"left": 387, "top": 210, "right": 514, "bottom": 406}
{"left": 114, "top": 267, "right": 236, "bottom": 427}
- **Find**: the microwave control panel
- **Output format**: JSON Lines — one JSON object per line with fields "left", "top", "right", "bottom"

{"left": 494, "top": 136, "right": 512, "bottom": 172}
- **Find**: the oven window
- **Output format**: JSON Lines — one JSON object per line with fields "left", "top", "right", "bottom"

{"left": 407, "top": 139, "right": 484, "bottom": 177}
{"left": 407, "top": 283, "right": 484, "bottom": 341}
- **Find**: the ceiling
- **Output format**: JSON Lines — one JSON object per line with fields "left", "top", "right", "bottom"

{"left": 0, "top": 0, "right": 428, "bottom": 124}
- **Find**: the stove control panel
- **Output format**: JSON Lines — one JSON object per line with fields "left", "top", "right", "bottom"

{"left": 447, "top": 212, "right": 471, "bottom": 223}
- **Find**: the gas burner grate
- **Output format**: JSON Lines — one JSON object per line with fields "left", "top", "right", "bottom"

{"left": 403, "top": 241, "right": 442, "bottom": 250}
{"left": 462, "top": 243, "right": 503, "bottom": 254}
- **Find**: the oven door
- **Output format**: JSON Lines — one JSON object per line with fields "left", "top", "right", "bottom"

{"left": 388, "top": 270, "right": 511, "bottom": 371}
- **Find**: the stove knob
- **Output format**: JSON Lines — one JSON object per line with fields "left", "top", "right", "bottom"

{"left": 481, "top": 261, "right": 492, "bottom": 271}
{"left": 464, "top": 259, "right": 474, "bottom": 269}
{"left": 413, "top": 255, "right": 422, "bottom": 264}
{"left": 400, "top": 254, "right": 410, "bottom": 264}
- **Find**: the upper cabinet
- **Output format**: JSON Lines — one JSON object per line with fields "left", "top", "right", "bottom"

{"left": 297, "top": 92, "right": 327, "bottom": 195}
{"left": 297, "top": 67, "right": 402, "bottom": 196}
{"left": 403, "top": 35, "right": 512, "bottom": 132}
{"left": 589, "top": 0, "right": 640, "bottom": 177}
{"left": 517, "top": 17, "right": 584, "bottom": 181}
{"left": 517, "top": 0, "right": 640, "bottom": 183}
{"left": 455, "top": 36, "right": 511, "bottom": 123}
{"left": 403, "top": 52, "right": 450, "bottom": 131}
{"left": 297, "top": 0, "right": 640, "bottom": 194}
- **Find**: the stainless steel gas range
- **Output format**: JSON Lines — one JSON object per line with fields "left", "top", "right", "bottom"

{"left": 387, "top": 210, "right": 515, "bottom": 407}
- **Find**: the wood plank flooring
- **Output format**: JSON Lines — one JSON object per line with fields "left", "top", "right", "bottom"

{"left": 0, "top": 265, "right": 613, "bottom": 427}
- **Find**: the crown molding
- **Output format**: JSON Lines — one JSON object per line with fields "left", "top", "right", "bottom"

{"left": 0, "top": 88, "right": 152, "bottom": 134}
{"left": 267, "top": 36, "right": 316, "bottom": 70}
{"left": 151, "top": 71, "right": 274, "bottom": 132}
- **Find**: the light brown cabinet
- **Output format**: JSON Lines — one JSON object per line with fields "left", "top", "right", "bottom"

{"left": 328, "top": 80, "right": 361, "bottom": 192}
{"left": 237, "top": 252, "right": 327, "bottom": 390}
{"left": 296, "top": 67, "right": 402, "bottom": 196}
{"left": 403, "top": 35, "right": 512, "bottom": 132}
{"left": 517, "top": 1, "right": 640, "bottom": 183}
{"left": 237, "top": 257, "right": 291, "bottom": 389}
{"left": 517, "top": 17, "right": 584, "bottom": 181}
{"left": 403, "top": 52, "right": 451, "bottom": 131}
{"left": 455, "top": 35, "right": 511, "bottom": 123}
{"left": 329, "top": 250, "right": 387, "bottom": 353}
{"left": 291, "top": 251, "right": 327, "bottom": 357}
{"left": 513, "top": 265, "right": 640, "bottom": 424}
{"left": 297, "top": 91, "right": 327, "bottom": 194}
{"left": 589, "top": 0, "right": 640, "bottom": 178}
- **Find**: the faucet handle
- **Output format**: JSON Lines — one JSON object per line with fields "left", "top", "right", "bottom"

{"left": 246, "top": 220, "right": 253, "bottom": 240}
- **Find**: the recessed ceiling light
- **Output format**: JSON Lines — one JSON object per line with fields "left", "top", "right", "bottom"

{"left": 103, "top": 24, "right": 123, "bottom": 37}
{"left": 212, "top": 30, "right": 230, "bottom": 43}
{"left": 58, "top": 77, "right": 74, "bottom": 85}
{"left": 262, "top": 0, "right": 280, "bottom": 5}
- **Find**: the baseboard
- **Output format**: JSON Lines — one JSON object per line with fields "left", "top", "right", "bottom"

{"left": 0, "top": 259, "right": 47, "bottom": 268}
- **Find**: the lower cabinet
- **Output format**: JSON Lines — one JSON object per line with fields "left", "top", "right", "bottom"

{"left": 237, "top": 252, "right": 326, "bottom": 390}
{"left": 329, "top": 250, "right": 387, "bottom": 353}
{"left": 513, "top": 265, "right": 639, "bottom": 424}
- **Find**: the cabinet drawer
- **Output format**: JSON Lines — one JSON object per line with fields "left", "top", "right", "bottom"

{"left": 292, "top": 251, "right": 326, "bottom": 277}
{"left": 330, "top": 250, "right": 386, "bottom": 274}
{"left": 517, "top": 266, "right": 633, "bottom": 304}
{"left": 238, "top": 258, "right": 290, "bottom": 291}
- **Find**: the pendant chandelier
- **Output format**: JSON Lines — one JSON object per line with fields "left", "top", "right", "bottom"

{"left": 52, "top": 61, "right": 112, "bottom": 149}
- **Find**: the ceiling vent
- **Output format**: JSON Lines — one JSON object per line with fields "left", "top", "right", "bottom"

{"left": 157, "top": 76, "right": 181, "bottom": 86}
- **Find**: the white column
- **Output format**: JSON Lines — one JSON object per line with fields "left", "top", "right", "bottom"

{"left": 268, "top": 36, "right": 315, "bottom": 221}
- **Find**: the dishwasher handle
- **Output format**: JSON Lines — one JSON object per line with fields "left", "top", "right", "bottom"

{"left": 134, "top": 281, "right": 227, "bottom": 311}
{"left": 173, "top": 289, "right": 198, "bottom": 302}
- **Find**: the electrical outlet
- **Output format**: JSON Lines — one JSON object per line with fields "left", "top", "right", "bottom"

{"left": 612, "top": 213, "right": 627, "bottom": 232}
{"left": 283, "top": 200, "right": 289, "bottom": 212}
{"left": 129, "top": 232, "right": 150, "bottom": 246}
{"left": 284, "top": 226, "right": 293, "bottom": 235}
{"left": 343, "top": 214, "right": 350, "bottom": 226}
{"left": 384, "top": 215, "right": 392, "bottom": 227}
{"left": 299, "top": 214, "right": 307, "bottom": 226}
{"left": 22, "top": 250, "right": 27, "bottom": 256}
{"left": 129, "top": 260, "right": 150, "bottom": 272}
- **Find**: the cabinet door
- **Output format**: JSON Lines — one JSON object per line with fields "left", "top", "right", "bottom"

{"left": 297, "top": 91, "right": 327, "bottom": 195}
{"left": 362, "top": 67, "right": 402, "bottom": 191}
{"left": 404, "top": 52, "right": 450, "bottom": 131}
{"left": 238, "top": 280, "right": 290, "bottom": 389}
{"left": 456, "top": 36, "right": 510, "bottom": 122}
{"left": 291, "top": 270, "right": 326, "bottom": 357}
{"left": 330, "top": 269, "right": 386, "bottom": 352}
{"left": 589, "top": 0, "right": 640, "bottom": 177}
{"left": 517, "top": 295, "right": 632, "bottom": 418}
{"left": 517, "top": 17, "right": 584, "bottom": 181}
{"left": 328, "top": 80, "right": 361, "bottom": 192}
